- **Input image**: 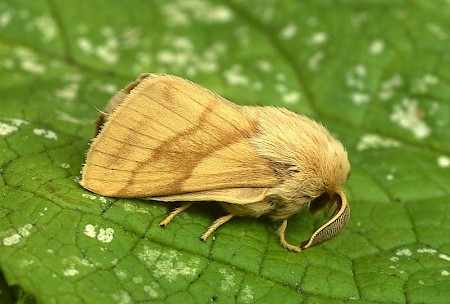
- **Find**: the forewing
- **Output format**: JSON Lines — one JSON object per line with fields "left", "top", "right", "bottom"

{"left": 81, "top": 74, "right": 279, "bottom": 198}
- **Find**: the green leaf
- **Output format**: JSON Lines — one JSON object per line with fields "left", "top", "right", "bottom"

{"left": 1, "top": 1, "right": 450, "bottom": 303}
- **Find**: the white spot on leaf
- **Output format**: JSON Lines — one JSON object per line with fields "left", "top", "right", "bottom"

{"left": 84, "top": 224, "right": 97, "bottom": 238}
{"left": 390, "top": 98, "right": 430, "bottom": 139}
{"left": 138, "top": 247, "right": 199, "bottom": 282}
{"left": 97, "top": 228, "right": 114, "bottom": 243}
{"left": 417, "top": 248, "right": 437, "bottom": 254}
{"left": 0, "top": 10, "right": 13, "bottom": 27}
{"left": 351, "top": 92, "right": 370, "bottom": 105}
{"left": 84, "top": 224, "right": 114, "bottom": 243}
{"left": 439, "top": 254, "right": 450, "bottom": 261}
{"left": 280, "top": 24, "right": 297, "bottom": 39}
{"left": 224, "top": 65, "right": 249, "bottom": 86}
{"left": 112, "top": 291, "right": 131, "bottom": 304}
{"left": 219, "top": 269, "right": 236, "bottom": 291}
{"left": 63, "top": 268, "right": 79, "bottom": 277}
{"left": 411, "top": 74, "right": 439, "bottom": 94}
{"left": 82, "top": 193, "right": 98, "bottom": 200}
{"left": 2, "top": 223, "right": 33, "bottom": 246}
{"left": 60, "top": 163, "right": 70, "bottom": 169}
{"left": 369, "top": 39, "right": 385, "bottom": 55}
{"left": 162, "top": 1, "right": 232, "bottom": 26}
{"left": 442, "top": 270, "right": 450, "bottom": 276}
{"left": 390, "top": 256, "right": 399, "bottom": 262}
{"left": 143, "top": 283, "right": 159, "bottom": 298}
{"left": 16, "top": 48, "right": 45, "bottom": 74}
{"left": 357, "top": 134, "right": 401, "bottom": 151}
{"left": 379, "top": 74, "right": 403, "bottom": 101}
{"left": 3, "top": 234, "right": 21, "bottom": 246}
{"left": 282, "top": 91, "right": 301, "bottom": 104}
{"left": 56, "top": 83, "right": 79, "bottom": 101}
{"left": 33, "top": 15, "right": 57, "bottom": 42}
{"left": 33, "top": 128, "right": 58, "bottom": 140}
{"left": 308, "top": 51, "right": 325, "bottom": 71}
{"left": 256, "top": 60, "right": 272, "bottom": 73}
{"left": 0, "top": 122, "right": 18, "bottom": 136}
{"left": 123, "top": 202, "right": 149, "bottom": 214}
{"left": 437, "top": 156, "right": 450, "bottom": 168}
{"left": 396, "top": 248, "right": 412, "bottom": 257}
{"left": 309, "top": 32, "right": 328, "bottom": 45}
{"left": 241, "top": 285, "right": 254, "bottom": 303}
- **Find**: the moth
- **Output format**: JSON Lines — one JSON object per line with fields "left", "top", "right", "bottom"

{"left": 80, "top": 73, "right": 351, "bottom": 252}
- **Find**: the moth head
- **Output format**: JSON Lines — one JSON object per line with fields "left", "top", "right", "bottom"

{"left": 286, "top": 137, "right": 351, "bottom": 201}
{"left": 290, "top": 140, "right": 351, "bottom": 249}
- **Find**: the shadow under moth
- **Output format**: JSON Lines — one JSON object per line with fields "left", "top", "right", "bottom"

{"left": 80, "top": 73, "right": 351, "bottom": 252}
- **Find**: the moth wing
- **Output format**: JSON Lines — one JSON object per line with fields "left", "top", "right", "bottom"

{"left": 81, "top": 74, "right": 279, "bottom": 200}
{"left": 151, "top": 187, "right": 270, "bottom": 204}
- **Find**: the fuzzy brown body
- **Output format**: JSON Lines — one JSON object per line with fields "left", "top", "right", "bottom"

{"left": 81, "top": 73, "right": 351, "bottom": 252}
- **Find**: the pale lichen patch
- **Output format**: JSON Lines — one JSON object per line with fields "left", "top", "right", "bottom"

{"left": 138, "top": 247, "right": 199, "bottom": 282}
{"left": 309, "top": 32, "right": 328, "bottom": 45}
{"left": 32, "top": 15, "right": 57, "bottom": 42}
{"left": 112, "top": 291, "right": 131, "bottom": 304}
{"left": 55, "top": 111, "right": 87, "bottom": 125}
{"left": 390, "top": 256, "right": 399, "bottom": 262}
{"left": 437, "top": 155, "right": 450, "bottom": 168}
{"left": 16, "top": 47, "right": 45, "bottom": 74}
{"left": 60, "top": 163, "right": 70, "bottom": 169}
{"left": 33, "top": 128, "right": 58, "bottom": 140}
{"left": 2, "top": 223, "right": 33, "bottom": 246}
{"left": 417, "top": 248, "right": 437, "bottom": 254}
{"left": 97, "top": 228, "right": 114, "bottom": 243}
{"left": 143, "top": 283, "right": 159, "bottom": 298}
{"left": 241, "top": 285, "right": 254, "bottom": 304}
{"left": 346, "top": 64, "right": 369, "bottom": 105}
{"left": 0, "top": 122, "right": 18, "bottom": 136}
{"left": 138, "top": 246, "right": 160, "bottom": 266}
{"left": 351, "top": 92, "right": 370, "bottom": 105}
{"left": 256, "top": 60, "right": 272, "bottom": 73}
{"left": 280, "top": 24, "right": 297, "bottom": 39}
{"left": 84, "top": 224, "right": 97, "bottom": 238}
{"left": 0, "top": 10, "right": 13, "bottom": 27}
{"left": 123, "top": 202, "right": 149, "bottom": 214}
{"left": 379, "top": 74, "right": 403, "bottom": 101}
{"left": 56, "top": 83, "right": 80, "bottom": 101}
{"left": 224, "top": 65, "right": 249, "bottom": 86}
{"left": 308, "top": 50, "right": 325, "bottom": 71}
{"left": 219, "top": 269, "right": 236, "bottom": 291}
{"left": 63, "top": 268, "right": 79, "bottom": 277}
{"left": 156, "top": 36, "right": 225, "bottom": 76}
{"left": 115, "top": 269, "right": 128, "bottom": 280}
{"left": 83, "top": 225, "right": 114, "bottom": 243}
{"left": 410, "top": 74, "right": 439, "bottom": 94}
{"left": 0, "top": 118, "right": 27, "bottom": 136}
{"left": 369, "top": 39, "right": 385, "bottom": 55}
{"left": 3, "top": 234, "right": 21, "bottom": 246}
{"left": 396, "top": 248, "right": 412, "bottom": 257}
{"left": 439, "top": 253, "right": 450, "bottom": 261}
{"left": 390, "top": 98, "right": 430, "bottom": 139}
{"left": 357, "top": 134, "right": 401, "bottom": 151}
{"left": 154, "top": 251, "right": 200, "bottom": 282}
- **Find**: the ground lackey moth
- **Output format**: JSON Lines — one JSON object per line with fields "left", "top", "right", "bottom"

{"left": 80, "top": 73, "right": 351, "bottom": 252}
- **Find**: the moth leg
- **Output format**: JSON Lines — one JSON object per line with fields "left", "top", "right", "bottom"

{"left": 159, "top": 202, "right": 194, "bottom": 227}
{"left": 201, "top": 214, "right": 234, "bottom": 241}
{"left": 278, "top": 220, "right": 301, "bottom": 252}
